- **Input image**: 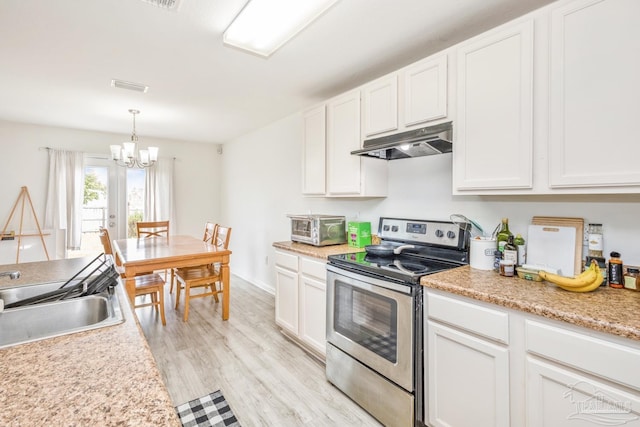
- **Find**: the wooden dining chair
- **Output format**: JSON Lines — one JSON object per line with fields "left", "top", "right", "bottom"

{"left": 174, "top": 225, "right": 231, "bottom": 322}
{"left": 98, "top": 226, "right": 167, "bottom": 326}
{"left": 137, "top": 220, "right": 170, "bottom": 280}
{"left": 169, "top": 221, "right": 217, "bottom": 294}
{"left": 136, "top": 220, "right": 169, "bottom": 238}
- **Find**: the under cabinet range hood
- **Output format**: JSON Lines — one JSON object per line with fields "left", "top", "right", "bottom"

{"left": 351, "top": 121, "right": 453, "bottom": 160}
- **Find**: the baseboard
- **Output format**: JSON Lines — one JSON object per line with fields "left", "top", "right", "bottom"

{"left": 231, "top": 271, "right": 275, "bottom": 295}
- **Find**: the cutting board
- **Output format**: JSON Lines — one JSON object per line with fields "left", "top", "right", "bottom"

{"left": 531, "top": 216, "right": 584, "bottom": 275}
{"left": 527, "top": 224, "right": 577, "bottom": 276}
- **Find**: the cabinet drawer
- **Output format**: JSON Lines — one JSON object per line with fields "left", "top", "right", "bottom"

{"left": 275, "top": 250, "right": 298, "bottom": 271}
{"left": 426, "top": 291, "right": 509, "bottom": 344}
{"left": 300, "top": 256, "right": 326, "bottom": 281}
{"left": 526, "top": 320, "right": 640, "bottom": 390}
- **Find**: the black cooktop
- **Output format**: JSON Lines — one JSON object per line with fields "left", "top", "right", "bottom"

{"left": 328, "top": 251, "right": 463, "bottom": 285}
{"left": 327, "top": 217, "right": 470, "bottom": 285}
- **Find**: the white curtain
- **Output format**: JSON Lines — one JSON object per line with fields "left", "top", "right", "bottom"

{"left": 144, "top": 157, "right": 176, "bottom": 226}
{"left": 44, "top": 149, "right": 84, "bottom": 250}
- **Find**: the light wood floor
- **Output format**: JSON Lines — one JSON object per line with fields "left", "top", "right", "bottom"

{"left": 137, "top": 275, "right": 382, "bottom": 426}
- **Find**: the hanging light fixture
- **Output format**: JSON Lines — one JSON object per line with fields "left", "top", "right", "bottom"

{"left": 110, "top": 109, "right": 158, "bottom": 168}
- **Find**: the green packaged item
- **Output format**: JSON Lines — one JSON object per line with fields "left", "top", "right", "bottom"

{"left": 348, "top": 222, "right": 372, "bottom": 248}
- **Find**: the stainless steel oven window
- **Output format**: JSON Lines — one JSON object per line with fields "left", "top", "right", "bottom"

{"left": 334, "top": 280, "right": 398, "bottom": 363}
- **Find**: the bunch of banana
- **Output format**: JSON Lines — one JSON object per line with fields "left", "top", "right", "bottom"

{"left": 538, "top": 261, "right": 604, "bottom": 292}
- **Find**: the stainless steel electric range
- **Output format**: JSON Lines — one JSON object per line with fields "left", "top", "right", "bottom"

{"left": 326, "top": 217, "right": 470, "bottom": 427}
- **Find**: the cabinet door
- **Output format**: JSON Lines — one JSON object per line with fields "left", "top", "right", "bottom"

{"left": 454, "top": 20, "right": 534, "bottom": 190}
{"left": 527, "top": 357, "right": 640, "bottom": 426}
{"left": 362, "top": 74, "right": 398, "bottom": 137}
{"left": 427, "top": 321, "right": 510, "bottom": 427}
{"left": 302, "top": 105, "right": 326, "bottom": 195}
{"left": 327, "top": 90, "right": 362, "bottom": 195}
{"left": 275, "top": 266, "right": 298, "bottom": 335}
{"left": 549, "top": 0, "right": 640, "bottom": 187}
{"left": 299, "top": 274, "right": 327, "bottom": 355}
{"left": 402, "top": 54, "right": 448, "bottom": 127}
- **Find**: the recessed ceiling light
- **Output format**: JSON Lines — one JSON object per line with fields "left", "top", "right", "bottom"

{"left": 223, "top": 0, "right": 339, "bottom": 58}
{"left": 139, "top": 0, "right": 182, "bottom": 11}
{"left": 111, "top": 79, "right": 149, "bottom": 93}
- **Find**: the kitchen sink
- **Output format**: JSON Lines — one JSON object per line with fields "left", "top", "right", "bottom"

{"left": 0, "top": 281, "right": 124, "bottom": 349}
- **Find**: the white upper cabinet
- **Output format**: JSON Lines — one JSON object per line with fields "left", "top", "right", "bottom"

{"left": 361, "top": 53, "right": 449, "bottom": 140}
{"left": 454, "top": 19, "right": 534, "bottom": 191}
{"left": 327, "top": 89, "right": 388, "bottom": 197}
{"left": 362, "top": 74, "right": 398, "bottom": 137}
{"left": 302, "top": 105, "right": 326, "bottom": 195}
{"left": 302, "top": 92, "right": 387, "bottom": 198}
{"left": 548, "top": 0, "right": 640, "bottom": 188}
{"left": 327, "top": 90, "right": 363, "bottom": 195}
{"left": 401, "top": 54, "right": 448, "bottom": 127}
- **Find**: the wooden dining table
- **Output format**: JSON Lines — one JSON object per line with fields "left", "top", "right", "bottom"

{"left": 112, "top": 235, "right": 232, "bottom": 320}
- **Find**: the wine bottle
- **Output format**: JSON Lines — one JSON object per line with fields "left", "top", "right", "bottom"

{"left": 513, "top": 233, "right": 526, "bottom": 266}
{"left": 496, "top": 218, "right": 513, "bottom": 254}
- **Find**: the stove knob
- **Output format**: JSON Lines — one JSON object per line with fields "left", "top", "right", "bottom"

{"left": 447, "top": 230, "right": 456, "bottom": 239}
{"left": 383, "top": 225, "right": 390, "bottom": 231}
{"left": 392, "top": 226, "right": 399, "bottom": 232}
{"left": 435, "top": 229, "right": 444, "bottom": 238}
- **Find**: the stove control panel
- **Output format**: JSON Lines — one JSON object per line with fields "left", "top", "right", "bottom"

{"left": 378, "top": 217, "right": 467, "bottom": 249}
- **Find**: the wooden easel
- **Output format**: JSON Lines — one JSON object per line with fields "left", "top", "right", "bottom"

{"left": 0, "top": 186, "right": 50, "bottom": 263}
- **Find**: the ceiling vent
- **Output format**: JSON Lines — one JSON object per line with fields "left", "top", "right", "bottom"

{"left": 111, "top": 79, "right": 149, "bottom": 93}
{"left": 139, "top": 0, "right": 182, "bottom": 11}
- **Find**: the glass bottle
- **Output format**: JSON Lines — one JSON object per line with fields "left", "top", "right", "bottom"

{"left": 496, "top": 218, "right": 513, "bottom": 254}
{"left": 588, "top": 223, "right": 603, "bottom": 258}
{"left": 608, "top": 251, "right": 623, "bottom": 288}
{"left": 503, "top": 235, "right": 518, "bottom": 265}
{"left": 513, "top": 233, "right": 526, "bottom": 266}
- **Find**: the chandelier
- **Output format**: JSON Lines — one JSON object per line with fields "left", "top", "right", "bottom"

{"left": 110, "top": 109, "right": 158, "bottom": 168}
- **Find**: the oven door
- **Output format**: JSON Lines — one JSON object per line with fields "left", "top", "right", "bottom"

{"left": 326, "top": 264, "right": 414, "bottom": 391}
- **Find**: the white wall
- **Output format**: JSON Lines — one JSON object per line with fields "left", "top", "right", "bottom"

{"left": 0, "top": 120, "right": 220, "bottom": 242}
{"left": 221, "top": 113, "right": 640, "bottom": 294}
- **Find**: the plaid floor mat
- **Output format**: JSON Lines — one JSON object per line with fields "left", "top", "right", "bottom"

{"left": 176, "top": 390, "right": 240, "bottom": 427}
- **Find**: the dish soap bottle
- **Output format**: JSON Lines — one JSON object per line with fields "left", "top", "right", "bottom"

{"left": 514, "top": 233, "right": 526, "bottom": 266}
{"left": 496, "top": 218, "right": 513, "bottom": 254}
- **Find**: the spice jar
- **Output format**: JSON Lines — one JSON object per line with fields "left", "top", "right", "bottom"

{"left": 624, "top": 267, "right": 639, "bottom": 291}
{"left": 499, "top": 259, "right": 515, "bottom": 277}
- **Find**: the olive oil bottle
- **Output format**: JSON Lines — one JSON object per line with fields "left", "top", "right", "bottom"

{"left": 496, "top": 218, "right": 513, "bottom": 254}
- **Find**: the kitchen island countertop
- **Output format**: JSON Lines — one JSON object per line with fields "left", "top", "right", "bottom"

{"left": 421, "top": 266, "right": 640, "bottom": 342}
{"left": 0, "top": 257, "right": 180, "bottom": 426}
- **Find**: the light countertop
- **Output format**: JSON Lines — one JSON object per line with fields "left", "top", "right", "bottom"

{"left": 0, "top": 257, "right": 180, "bottom": 426}
{"left": 273, "top": 241, "right": 365, "bottom": 259}
{"left": 421, "top": 266, "right": 640, "bottom": 342}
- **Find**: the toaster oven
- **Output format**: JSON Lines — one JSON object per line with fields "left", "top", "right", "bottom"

{"left": 288, "top": 215, "right": 346, "bottom": 247}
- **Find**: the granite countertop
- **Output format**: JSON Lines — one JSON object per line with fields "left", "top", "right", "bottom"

{"left": 421, "top": 266, "right": 640, "bottom": 342}
{"left": 0, "top": 258, "right": 180, "bottom": 426}
{"left": 273, "top": 241, "right": 366, "bottom": 260}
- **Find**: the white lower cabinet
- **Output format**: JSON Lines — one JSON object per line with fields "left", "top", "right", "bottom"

{"left": 275, "top": 250, "right": 327, "bottom": 358}
{"left": 427, "top": 321, "right": 510, "bottom": 427}
{"left": 424, "top": 289, "right": 640, "bottom": 427}
{"left": 425, "top": 290, "right": 511, "bottom": 427}
{"left": 526, "top": 319, "right": 640, "bottom": 426}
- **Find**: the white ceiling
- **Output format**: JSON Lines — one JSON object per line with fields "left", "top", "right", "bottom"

{"left": 0, "top": 0, "right": 555, "bottom": 144}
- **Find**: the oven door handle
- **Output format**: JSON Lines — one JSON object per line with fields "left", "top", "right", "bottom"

{"left": 326, "top": 264, "right": 412, "bottom": 295}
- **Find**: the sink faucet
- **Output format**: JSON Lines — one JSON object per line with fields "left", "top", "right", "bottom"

{"left": 0, "top": 271, "right": 21, "bottom": 279}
